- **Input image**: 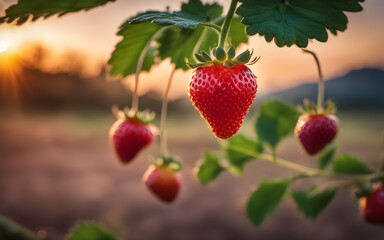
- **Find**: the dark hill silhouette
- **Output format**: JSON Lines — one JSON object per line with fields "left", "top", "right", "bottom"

{"left": 0, "top": 63, "right": 192, "bottom": 115}
{"left": 263, "top": 68, "right": 384, "bottom": 110}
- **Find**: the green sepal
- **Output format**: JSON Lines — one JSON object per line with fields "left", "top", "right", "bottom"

{"left": 214, "top": 46, "right": 227, "bottom": 62}
{"left": 234, "top": 49, "right": 251, "bottom": 63}
{"left": 194, "top": 53, "right": 207, "bottom": 63}
{"left": 354, "top": 182, "right": 373, "bottom": 198}
{"left": 186, "top": 62, "right": 207, "bottom": 68}
{"left": 151, "top": 155, "right": 183, "bottom": 172}
{"left": 227, "top": 46, "right": 236, "bottom": 60}
{"left": 298, "top": 99, "right": 337, "bottom": 115}
{"left": 113, "top": 106, "right": 155, "bottom": 124}
{"left": 200, "top": 50, "right": 212, "bottom": 62}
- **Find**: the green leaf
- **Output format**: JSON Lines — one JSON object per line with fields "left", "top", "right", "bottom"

{"left": 129, "top": 0, "right": 222, "bottom": 30}
{"left": 0, "top": 0, "right": 115, "bottom": 25}
{"left": 110, "top": 1, "right": 249, "bottom": 72}
{"left": 224, "top": 135, "right": 263, "bottom": 175}
{"left": 196, "top": 152, "right": 224, "bottom": 185}
{"left": 247, "top": 178, "right": 290, "bottom": 226}
{"left": 68, "top": 222, "right": 118, "bottom": 240}
{"left": 292, "top": 186, "right": 337, "bottom": 219}
{"left": 318, "top": 145, "right": 336, "bottom": 170}
{"left": 255, "top": 99, "right": 300, "bottom": 149}
{"left": 237, "top": 0, "right": 364, "bottom": 48}
{"left": 158, "top": 27, "right": 206, "bottom": 70}
{"left": 108, "top": 22, "right": 161, "bottom": 77}
{"left": 332, "top": 154, "right": 373, "bottom": 175}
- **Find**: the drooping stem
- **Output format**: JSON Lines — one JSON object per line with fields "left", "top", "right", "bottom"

{"left": 226, "top": 144, "right": 382, "bottom": 183}
{"left": 160, "top": 67, "right": 176, "bottom": 157}
{"left": 193, "top": 28, "right": 208, "bottom": 54}
{"left": 218, "top": 0, "right": 238, "bottom": 48}
{"left": 302, "top": 49, "right": 324, "bottom": 112}
{"left": 198, "top": 23, "right": 222, "bottom": 34}
{"left": 131, "top": 29, "right": 164, "bottom": 113}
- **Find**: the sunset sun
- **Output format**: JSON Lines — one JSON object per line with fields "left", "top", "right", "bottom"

{"left": 0, "top": 37, "right": 11, "bottom": 53}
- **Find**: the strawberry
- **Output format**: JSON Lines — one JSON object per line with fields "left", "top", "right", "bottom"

{"left": 188, "top": 64, "right": 257, "bottom": 139}
{"left": 295, "top": 114, "right": 338, "bottom": 155}
{"left": 360, "top": 185, "right": 384, "bottom": 223}
{"left": 109, "top": 117, "right": 154, "bottom": 164}
{"left": 143, "top": 164, "right": 181, "bottom": 203}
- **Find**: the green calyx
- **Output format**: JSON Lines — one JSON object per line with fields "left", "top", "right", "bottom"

{"left": 187, "top": 46, "right": 260, "bottom": 69}
{"left": 355, "top": 182, "right": 373, "bottom": 198}
{"left": 112, "top": 106, "right": 155, "bottom": 124}
{"left": 298, "top": 99, "right": 337, "bottom": 115}
{"left": 151, "top": 155, "right": 183, "bottom": 172}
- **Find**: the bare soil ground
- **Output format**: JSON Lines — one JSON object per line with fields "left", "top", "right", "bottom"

{"left": 1, "top": 111, "right": 384, "bottom": 240}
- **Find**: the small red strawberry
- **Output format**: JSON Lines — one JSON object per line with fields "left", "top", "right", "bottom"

{"left": 187, "top": 47, "right": 259, "bottom": 139}
{"left": 143, "top": 163, "right": 181, "bottom": 203}
{"left": 188, "top": 64, "right": 257, "bottom": 139}
{"left": 360, "top": 185, "right": 384, "bottom": 223}
{"left": 109, "top": 109, "right": 155, "bottom": 164}
{"left": 295, "top": 114, "right": 338, "bottom": 155}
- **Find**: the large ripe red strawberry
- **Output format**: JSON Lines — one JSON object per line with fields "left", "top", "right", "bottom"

{"left": 188, "top": 64, "right": 257, "bottom": 139}
{"left": 110, "top": 118, "right": 154, "bottom": 164}
{"left": 295, "top": 114, "right": 338, "bottom": 155}
{"left": 143, "top": 164, "right": 181, "bottom": 203}
{"left": 360, "top": 185, "right": 384, "bottom": 223}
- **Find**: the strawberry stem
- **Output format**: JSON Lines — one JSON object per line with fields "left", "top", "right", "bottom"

{"left": 302, "top": 49, "right": 324, "bottom": 113}
{"left": 198, "top": 23, "right": 222, "bottom": 34}
{"left": 226, "top": 144, "right": 384, "bottom": 184}
{"left": 219, "top": 0, "right": 238, "bottom": 48}
{"left": 132, "top": 28, "right": 164, "bottom": 113}
{"left": 160, "top": 66, "right": 176, "bottom": 157}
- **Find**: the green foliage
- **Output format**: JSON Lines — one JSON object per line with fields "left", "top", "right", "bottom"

{"left": 255, "top": 99, "right": 300, "bottom": 149}
{"left": 224, "top": 135, "right": 263, "bottom": 175}
{"left": 196, "top": 152, "right": 225, "bottom": 185}
{"left": 129, "top": 0, "right": 222, "bottom": 29}
{"left": 108, "top": 23, "right": 161, "bottom": 77}
{"left": 157, "top": 27, "right": 206, "bottom": 70}
{"left": 292, "top": 186, "right": 337, "bottom": 219}
{"left": 318, "top": 145, "right": 337, "bottom": 170}
{"left": 247, "top": 179, "right": 290, "bottom": 226}
{"left": 0, "top": 216, "right": 38, "bottom": 240}
{"left": 237, "top": 0, "right": 364, "bottom": 47}
{"left": 332, "top": 154, "right": 373, "bottom": 175}
{"left": 0, "top": 0, "right": 115, "bottom": 25}
{"left": 67, "top": 222, "right": 118, "bottom": 240}
{"left": 109, "top": 1, "right": 247, "bottom": 73}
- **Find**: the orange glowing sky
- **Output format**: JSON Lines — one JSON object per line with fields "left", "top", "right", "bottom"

{"left": 0, "top": 0, "right": 383, "bottom": 98}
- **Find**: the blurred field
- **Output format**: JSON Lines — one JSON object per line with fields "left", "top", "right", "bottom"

{"left": 1, "top": 109, "right": 384, "bottom": 240}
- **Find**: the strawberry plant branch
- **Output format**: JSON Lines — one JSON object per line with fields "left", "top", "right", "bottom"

{"left": 218, "top": 0, "right": 239, "bottom": 48}
{"left": 198, "top": 23, "right": 222, "bottom": 34}
{"left": 302, "top": 49, "right": 324, "bottom": 112}
{"left": 226, "top": 145, "right": 384, "bottom": 184}
{"left": 131, "top": 29, "right": 164, "bottom": 113}
{"left": 160, "top": 66, "right": 176, "bottom": 157}
{"left": 193, "top": 28, "right": 208, "bottom": 54}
